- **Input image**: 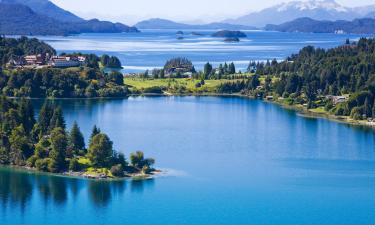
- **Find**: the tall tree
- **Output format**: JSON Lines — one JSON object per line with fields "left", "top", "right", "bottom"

{"left": 50, "top": 107, "right": 66, "bottom": 130}
{"left": 87, "top": 133, "right": 113, "bottom": 168}
{"left": 9, "top": 125, "right": 32, "bottom": 165}
{"left": 49, "top": 127, "right": 68, "bottom": 172}
{"left": 69, "top": 121, "right": 85, "bottom": 155}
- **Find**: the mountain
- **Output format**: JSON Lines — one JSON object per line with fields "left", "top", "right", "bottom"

{"left": 265, "top": 17, "right": 375, "bottom": 34}
{"left": 224, "top": 0, "right": 372, "bottom": 27}
{"left": 0, "top": 0, "right": 83, "bottom": 22}
{"left": 0, "top": 2, "right": 139, "bottom": 35}
{"left": 135, "top": 18, "right": 257, "bottom": 30}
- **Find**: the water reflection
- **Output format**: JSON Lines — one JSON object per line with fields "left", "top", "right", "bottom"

{"left": 0, "top": 167, "right": 155, "bottom": 210}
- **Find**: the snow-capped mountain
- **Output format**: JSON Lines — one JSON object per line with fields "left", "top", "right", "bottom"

{"left": 224, "top": 0, "right": 372, "bottom": 27}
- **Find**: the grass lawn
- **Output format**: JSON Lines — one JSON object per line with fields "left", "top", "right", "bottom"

{"left": 125, "top": 77, "right": 246, "bottom": 93}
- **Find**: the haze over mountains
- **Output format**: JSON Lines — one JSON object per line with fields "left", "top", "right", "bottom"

{"left": 1, "top": 0, "right": 374, "bottom": 35}
{"left": 224, "top": 0, "right": 375, "bottom": 27}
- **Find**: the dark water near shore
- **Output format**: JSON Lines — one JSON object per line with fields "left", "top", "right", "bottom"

{"left": 1, "top": 96, "right": 375, "bottom": 225}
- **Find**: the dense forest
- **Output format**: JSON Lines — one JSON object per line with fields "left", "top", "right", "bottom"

{"left": 0, "top": 36, "right": 128, "bottom": 98}
{"left": 0, "top": 97, "right": 155, "bottom": 177}
{"left": 224, "top": 38, "right": 375, "bottom": 120}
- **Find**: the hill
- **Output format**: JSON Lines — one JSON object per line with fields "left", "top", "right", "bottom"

{"left": 0, "top": 1, "right": 139, "bottom": 35}
{"left": 0, "top": 0, "right": 83, "bottom": 22}
{"left": 224, "top": 0, "right": 374, "bottom": 27}
{"left": 265, "top": 17, "right": 375, "bottom": 34}
{"left": 135, "top": 18, "right": 257, "bottom": 30}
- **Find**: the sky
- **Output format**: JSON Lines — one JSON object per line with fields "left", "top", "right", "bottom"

{"left": 50, "top": 0, "right": 375, "bottom": 25}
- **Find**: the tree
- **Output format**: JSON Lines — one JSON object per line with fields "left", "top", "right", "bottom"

{"left": 130, "top": 151, "right": 144, "bottom": 168}
{"left": 69, "top": 121, "right": 85, "bottom": 155}
{"left": 49, "top": 127, "right": 68, "bottom": 172}
{"left": 38, "top": 101, "right": 54, "bottom": 133}
{"left": 87, "top": 133, "right": 113, "bottom": 168}
{"left": 9, "top": 125, "right": 32, "bottom": 165}
{"left": 18, "top": 98, "right": 36, "bottom": 133}
{"left": 203, "top": 62, "right": 212, "bottom": 79}
{"left": 89, "top": 125, "right": 101, "bottom": 144}
{"left": 50, "top": 107, "right": 66, "bottom": 130}
{"left": 228, "top": 62, "right": 236, "bottom": 74}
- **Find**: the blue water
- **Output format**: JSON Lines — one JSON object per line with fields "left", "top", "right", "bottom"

{"left": 37, "top": 30, "right": 373, "bottom": 73}
{"left": 1, "top": 96, "right": 375, "bottom": 225}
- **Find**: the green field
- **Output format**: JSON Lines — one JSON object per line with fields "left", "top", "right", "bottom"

{"left": 125, "top": 77, "right": 239, "bottom": 93}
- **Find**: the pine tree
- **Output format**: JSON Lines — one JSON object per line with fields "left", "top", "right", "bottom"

{"left": 19, "top": 98, "right": 36, "bottom": 133}
{"left": 89, "top": 125, "right": 101, "bottom": 144}
{"left": 38, "top": 101, "right": 54, "bottom": 133}
{"left": 69, "top": 121, "right": 85, "bottom": 155}
{"left": 50, "top": 107, "right": 66, "bottom": 130}
{"left": 9, "top": 125, "right": 32, "bottom": 165}
{"left": 49, "top": 127, "right": 68, "bottom": 172}
{"left": 88, "top": 133, "right": 113, "bottom": 168}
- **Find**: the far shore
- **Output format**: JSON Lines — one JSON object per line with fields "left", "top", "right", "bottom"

{"left": 7, "top": 92, "right": 375, "bottom": 130}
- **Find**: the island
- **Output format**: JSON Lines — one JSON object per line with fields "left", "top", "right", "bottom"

{"left": 212, "top": 30, "right": 247, "bottom": 38}
{"left": 0, "top": 97, "right": 157, "bottom": 179}
{"left": 224, "top": 37, "right": 240, "bottom": 42}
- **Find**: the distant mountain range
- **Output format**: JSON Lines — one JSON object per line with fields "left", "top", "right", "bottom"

{"left": 265, "top": 17, "right": 375, "bottom": 34}
{"left": 0, "top": 0, "right": 138, "bottom": 35}
{"left": 223, "top": 0, "right": 375, "bottom": 27}
{"left": 135, "top": 18, "right": 257, "bottom": 30}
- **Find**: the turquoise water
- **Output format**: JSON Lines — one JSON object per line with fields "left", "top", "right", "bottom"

{"left": 37, "top": 30, "right": 373, "bottom": 73}
{"left": 1, "top": 96, "right": 375, "bottom": 225}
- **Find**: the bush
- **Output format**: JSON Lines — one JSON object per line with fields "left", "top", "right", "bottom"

{"left": 69, "top": 158, "right": 81, "bottom": 172}
{"left": 26, "top": 155, "right": 38, "bottom": 167}
{"left": 35, "top": 158, "right": 50, "bottom": 172}
{"left": 110, "top": 164, "right": 124, "bottom": 177}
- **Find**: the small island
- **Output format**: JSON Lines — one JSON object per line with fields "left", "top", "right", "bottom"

{"left": 212, "top": 30, "right": 247, "bottom": 38}
{"left": 0, "top": 97, "right": 157, "bottom": 179}
{"left": 224, "top": 37, "right": 240, "bottom": 42}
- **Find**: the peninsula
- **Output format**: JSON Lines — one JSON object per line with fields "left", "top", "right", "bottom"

{"left": 0, "top": 97, "right": 157, "bottom": 179}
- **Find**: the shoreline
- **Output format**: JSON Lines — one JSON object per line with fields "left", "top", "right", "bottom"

{"left": 2, "top": 165, "right": 162, "bottom": 181}
{"left": 7, "top": 92, "right": 375, "bottom": 129}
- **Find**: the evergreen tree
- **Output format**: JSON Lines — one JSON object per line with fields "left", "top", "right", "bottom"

{"left": 90, "top": 125, "right": 101, "bottom": 144}
{"left": 69, "top": 121, "right": 85, "bottom": 155}
{"left": 19, "top": 98, "right": 36, "bottom": 133}
{"left": 203, "top": 62, "right": 213, "bottom": 79}
{"left": 9, "top": 125, "right": 32, "bottom": 165}
{"left": 50, "top": 107, "right": 66, "bottom": 130}
{"left": 38, "top": 101, "right": 54, "bottom": 133}
{"left": 49, "top": 127, "right": 68, "bottom": 172}
{"left": 87, "top": 133, "right": 113, "bottom": 168}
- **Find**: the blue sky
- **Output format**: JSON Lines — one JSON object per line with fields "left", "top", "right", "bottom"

{"left": 51, "top": 0, "right": 375, "bottom": 25}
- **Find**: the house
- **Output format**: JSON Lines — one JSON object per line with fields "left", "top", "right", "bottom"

{"left": 266, "top": 96, "right": 274, "bottom": 101}
{"left": 6, "top": 56, "right": 26, "bottom": 68}
{"left": 24, "top": 54, "right": 46, "bottom": 65}
{"left": 332, "top": 96, "right": 347, "bottom": 105}
{"left": 49, "top": 56, "right": 81, "bottom": 68}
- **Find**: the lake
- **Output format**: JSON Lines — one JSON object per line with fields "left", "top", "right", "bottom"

{"left": 1, "top": 96, "right": 375, "bottom": 225}
{"left": 36, "top": 30, "right": 373, "bottom": 73}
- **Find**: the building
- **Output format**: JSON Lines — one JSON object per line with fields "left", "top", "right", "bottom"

{"left": 332, "top": 96, "right": 348, "bottom": 105}
{"left": 49, "top": 56, "right": 82, "bottom": 68}
{"left": 24, "top": 54, "right": 46, "bottom": 65}
{"left": 6, "top": 56, "right": 26, "bottom": 68}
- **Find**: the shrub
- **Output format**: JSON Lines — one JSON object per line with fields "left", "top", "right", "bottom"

{"left": 69, "top": 158, "right": 81, "bottom": 172}
{"left": 110, "top": 164, "right": 124, "bottom": 177}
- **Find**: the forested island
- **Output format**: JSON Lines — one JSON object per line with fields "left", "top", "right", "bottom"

{"left": 0, "top": 97, "right": 156, "bottom": 179}
{"left": 0, "top": 36, "right": 128, "bottom": 98}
